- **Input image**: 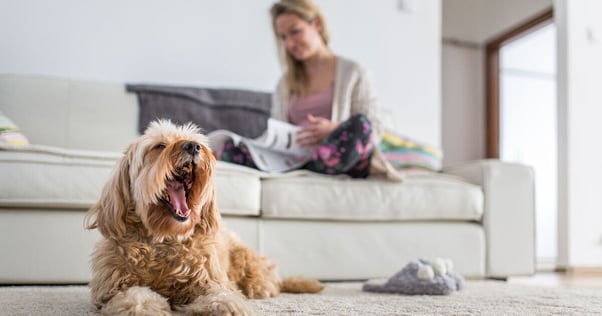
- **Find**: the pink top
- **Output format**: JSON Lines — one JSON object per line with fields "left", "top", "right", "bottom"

{"left": 287, "top": 85, "right": 334, "bottom": 126}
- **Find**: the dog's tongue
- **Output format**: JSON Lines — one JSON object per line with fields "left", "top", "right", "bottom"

{"left": 167, "top": 181, "right": 190, "bottom": 218}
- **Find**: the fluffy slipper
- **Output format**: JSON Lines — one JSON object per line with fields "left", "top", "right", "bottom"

{"left": 363, "top": 258, "right": 464, "bottom": 295}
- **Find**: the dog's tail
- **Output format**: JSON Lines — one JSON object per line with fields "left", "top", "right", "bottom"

{"left": 280, "top": 276, "right": 324, "bottom": 294}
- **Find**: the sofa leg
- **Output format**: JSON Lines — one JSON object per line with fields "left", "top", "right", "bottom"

{"left": 488, "top": 277, "right": 508, "bottom": 282}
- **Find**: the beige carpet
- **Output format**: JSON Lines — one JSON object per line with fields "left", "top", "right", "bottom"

{"left": 1, "top": 281, "right": 601, "bottom": 315}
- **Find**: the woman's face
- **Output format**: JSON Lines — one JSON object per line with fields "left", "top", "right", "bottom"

{"left": 275, "top": 13, "right": 324, "bottom": 61}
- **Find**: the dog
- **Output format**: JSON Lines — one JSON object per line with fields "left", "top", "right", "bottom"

{"left": 85, "top": 120, "right": 323, "bottom": 315}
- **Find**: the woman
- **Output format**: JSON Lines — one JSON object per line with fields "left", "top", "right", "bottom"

{"left": 220, "top": 0, "right": 400, "bottom": 180}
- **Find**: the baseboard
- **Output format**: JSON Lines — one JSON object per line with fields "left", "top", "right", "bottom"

{"left": 536, "top": 261, "right": 602, "bottom": 275}
{"left": 536, "top": 261, "right": 557, "bottom": 272}
{"left": 567, "top": 267, "right": 602, "bottom": 275}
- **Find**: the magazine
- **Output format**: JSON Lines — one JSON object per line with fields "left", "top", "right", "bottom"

{"left": 208, "top": 118, "right": 313, "bottom": 172}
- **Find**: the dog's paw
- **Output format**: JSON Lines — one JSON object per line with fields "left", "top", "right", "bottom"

{"left": 179, "top": 290, "right": 253, "bottom": 316}
{"left": 240, "top": 279, "right": 279, "bottom": 299}
{"left": 102, "top": 286, "right": 171, "bottom": 316}
{"left": 205, "top": 298, "right": 252, "bottom": 316}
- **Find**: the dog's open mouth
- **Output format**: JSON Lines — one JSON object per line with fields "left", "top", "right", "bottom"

{"left": 161, "top": 164, "right": 194, "bottom": 222}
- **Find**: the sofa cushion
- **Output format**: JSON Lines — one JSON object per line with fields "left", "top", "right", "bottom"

{"left": 261, "top": 172, "right": 483, "bottom": 221}
{"left": 0, "top": 145, "right": 118, "bottom": 208}
{"left": 213, "top": 161, "right": 261, "bottom": 216}
{"left": 0, "top": 146, "right": 261, "bottom": 216}
{"left": 0, "top": 75, "right": 139, "bottom": 152}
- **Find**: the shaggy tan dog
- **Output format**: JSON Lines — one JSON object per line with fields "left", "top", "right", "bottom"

{"left": 85, "top": 120, "right": 322, "bottom": 315}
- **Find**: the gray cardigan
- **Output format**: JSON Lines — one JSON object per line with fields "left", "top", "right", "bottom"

{"left": 271, "top": 56, "right": 402, "bottom": 181}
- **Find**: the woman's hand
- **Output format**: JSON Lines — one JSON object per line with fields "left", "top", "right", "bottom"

{"left": 296, "top": 114, "right": 338, "bottom": 147}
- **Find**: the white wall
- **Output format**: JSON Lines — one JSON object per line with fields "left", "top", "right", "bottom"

{"left": 441, "top": 43, "right": 483, "bottom": 164}
{"left": 442, "top": 0, "right": 552, "bottom": 164}
{"left": 0, "top": 0, "right": 442, "bottom": 147}
{"left": 0, "top": 0, "right": 280, "bottom": 89}
{"left": 324, "top": 0, "right": 441, "bottom": 146}
{"left": 443, "top": 0, "right": 553, "bottom": 43}
{"left": 555, "top": 0, "right": 602, "bottom": 268}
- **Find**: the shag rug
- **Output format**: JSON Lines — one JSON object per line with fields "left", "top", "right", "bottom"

{"left": 1, "top": 280, "right": 601, "bottom": 315}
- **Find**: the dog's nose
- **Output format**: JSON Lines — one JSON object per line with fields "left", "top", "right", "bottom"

{"left": 182, "top": 141, "right": 201, "bottom": 155}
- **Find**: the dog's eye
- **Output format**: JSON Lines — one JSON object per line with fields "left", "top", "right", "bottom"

{"left": 155, "top": 143, "right": 166, "bottom": 150}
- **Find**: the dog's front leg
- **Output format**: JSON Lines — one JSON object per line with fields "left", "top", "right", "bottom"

{"left": 177, "top": 284, "right": 253, "bottom": 316}
{"left": 101, "top": 286, "right": 171, "bottom": 316}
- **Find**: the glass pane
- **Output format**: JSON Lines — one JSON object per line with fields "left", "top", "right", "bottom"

{"left": 500, "top": 23, "right": 557, "bottom": 263}
{"left": 501, "top": 24, "right": 556, "bottom": 75}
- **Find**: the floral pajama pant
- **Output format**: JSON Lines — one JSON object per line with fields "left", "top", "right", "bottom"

{"left": 216, "top": 114, "right": 374, "bottom": 178}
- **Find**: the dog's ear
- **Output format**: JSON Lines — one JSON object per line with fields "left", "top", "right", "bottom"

{"left": 85, "top": 144, "right": 133, "bottom": 239}
{"left": 197, "top": 144, "right": 220, "bottom": 234}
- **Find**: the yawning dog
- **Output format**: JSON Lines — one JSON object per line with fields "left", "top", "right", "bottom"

{"left": 85, "top": 120, "right": 322, "bottom": 315}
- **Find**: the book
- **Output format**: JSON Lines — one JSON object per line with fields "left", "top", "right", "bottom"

{"left": 208, "top": 118, "right": 313, "bottom": 172}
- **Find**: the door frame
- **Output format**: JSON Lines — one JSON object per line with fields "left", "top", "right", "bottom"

{"left": 485, "top": 8, "right": 554, "bottom": 158}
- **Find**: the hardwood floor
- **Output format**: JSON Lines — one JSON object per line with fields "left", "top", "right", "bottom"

{"left": 508, "top": 271, "right": 602, "bottom": 288}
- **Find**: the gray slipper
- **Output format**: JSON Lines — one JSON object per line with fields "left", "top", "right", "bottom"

{"left": 363, "top": 258, "right": 464, "bottom": 295}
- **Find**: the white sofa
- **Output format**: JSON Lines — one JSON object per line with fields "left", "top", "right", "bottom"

{"left": 0, "top": 74, "right": 535, "bottom": 283}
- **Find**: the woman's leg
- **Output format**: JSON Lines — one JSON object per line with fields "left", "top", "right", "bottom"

{"left": 303, "top": 114, "right": 374, "bottom": 178}
{"left": 215, "top": 139, "right": 258, "bottom": 169}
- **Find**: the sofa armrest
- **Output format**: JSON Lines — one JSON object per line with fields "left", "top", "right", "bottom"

{"left": 442, "top": 159, "right": 535, "bottom": 277}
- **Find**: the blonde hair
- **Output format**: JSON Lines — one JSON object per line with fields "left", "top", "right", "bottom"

{"left": 270, "top": 0, "right": 330, "bottom": 97}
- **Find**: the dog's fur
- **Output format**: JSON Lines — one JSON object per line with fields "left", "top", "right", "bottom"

{"left": 85, "top": 120, "right": 322, "bottom": 315}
